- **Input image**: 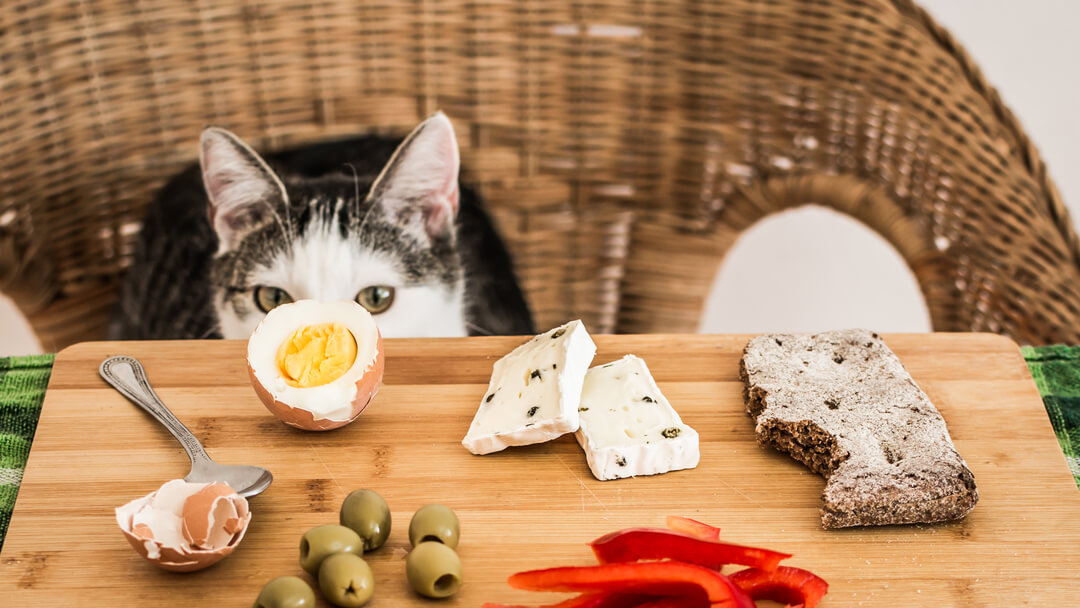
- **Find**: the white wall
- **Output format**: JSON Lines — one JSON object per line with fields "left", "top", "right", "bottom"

{"left": 1, "top": 0, "right": 1077, "bottom": 354}
{"left": 0, "top": 295, "right": 39, "bottom": 356}
{"left": 699, "top": 206, "right": 933, "bottom": 334}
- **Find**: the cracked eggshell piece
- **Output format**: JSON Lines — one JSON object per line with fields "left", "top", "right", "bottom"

{"left": 182, "top": 483, "right": 246, "bottom": 548}
{"left": 247, "top": 299, "right": 384, "bottom": 431}
{"left": 115, "top": 479, "right": 251, "bottom": 572}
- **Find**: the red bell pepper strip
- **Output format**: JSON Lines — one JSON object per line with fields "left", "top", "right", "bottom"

{"left": 589, "top": 528, "right": 791, "bottom": 572}
{"left": 482, "top": 593, "right": 652, "bottom": 608}
{"left": 507, "top": 562, "right": 754, "bottom": 608}
{"left": 729, "top": 566, "right": 829, "bottom": 608}
{"left": 665, "top": 516, "right": 721, "bottom": 540}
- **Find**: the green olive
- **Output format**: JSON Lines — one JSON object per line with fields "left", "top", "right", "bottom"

{"left": 299, "top": 524, "right": 363, "bottom": 575}
{"left": 406, "top": 541, "right": 463, "bottom": 599}
{"left": 340, "top": 489, "right": 391, "bottom": 551}
{"left": 408, "top": 504, "right": 460, "bottom": 548}
{"left": 253, "top": 576, "right": 316, "bottom": 608}
{"left": 318, "top": 552, "right": 375, "bottom": 607}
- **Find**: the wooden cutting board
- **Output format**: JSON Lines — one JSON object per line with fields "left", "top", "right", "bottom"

{"left": 2, "top": 334, "right": 1079, "bottom": 606}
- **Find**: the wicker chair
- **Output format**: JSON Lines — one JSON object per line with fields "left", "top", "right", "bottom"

{"left": 2, "top": 0, "right": 1078, "bottom": 350}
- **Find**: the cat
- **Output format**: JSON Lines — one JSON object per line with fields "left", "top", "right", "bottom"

{"left": 108, "top": 112, "right": 533, "bottom": 340}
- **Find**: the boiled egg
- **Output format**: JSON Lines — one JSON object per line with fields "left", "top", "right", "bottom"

{"left": 115, "top": 479, "right": 251, "bottom": 572}
{"left": 247, "top": 299, "right": 384, "bottom": 431}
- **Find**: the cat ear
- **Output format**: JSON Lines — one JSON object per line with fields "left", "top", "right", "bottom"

{"left": 199, "top": 127, "right": 288, "bottom": 253}
{"left": 367, "top": 112, "right": 460, "bottom": 241}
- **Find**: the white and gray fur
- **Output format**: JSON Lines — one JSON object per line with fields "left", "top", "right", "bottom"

{"left": 109, "top": 113, "right": 533, "bottom": 340}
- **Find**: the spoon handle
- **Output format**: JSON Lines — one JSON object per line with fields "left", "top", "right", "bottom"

{"left": 99, "top": 355, "right": 213, "bottom": 467}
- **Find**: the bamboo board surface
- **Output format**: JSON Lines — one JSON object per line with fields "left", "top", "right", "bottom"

{"left": 1, "top": 334, "right": 1079, "bottom": 606}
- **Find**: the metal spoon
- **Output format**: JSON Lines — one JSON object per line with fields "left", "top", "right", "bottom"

{"left": 99, "top": 355, "right": 273, "bottom": 498}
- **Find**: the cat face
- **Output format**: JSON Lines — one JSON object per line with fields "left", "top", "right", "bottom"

{"left": 198, "top": 113, "right": 468, "bottom": 339}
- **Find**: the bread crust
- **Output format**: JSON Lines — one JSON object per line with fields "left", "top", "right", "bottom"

{"left": 741, "top": 329, "right": 978, "bottom": 528}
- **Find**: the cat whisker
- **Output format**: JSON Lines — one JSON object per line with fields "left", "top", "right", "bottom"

{"left": 258, "top": 198, "right": 294, "bottom": 248}
{"left": 350, "top": 164, "right": 381, "bottom": 238}
{"left": 465, "top": 321, "right": 495, "bottom": 336}
{"left": 255, "top": 169, "right": 295, "bottom": 246}
{"left": 282, "top": 190, "right": 295, "bottom": 247}
{"left": 195, "top": 325, "right": 219, "bottom": 339}
{"left": 344, "top": 163, "right": 361, "bottom": 219}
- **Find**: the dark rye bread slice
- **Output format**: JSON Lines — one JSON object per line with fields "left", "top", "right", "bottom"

{"left": 740, "top": 329, "right": 978, "bottom": 528}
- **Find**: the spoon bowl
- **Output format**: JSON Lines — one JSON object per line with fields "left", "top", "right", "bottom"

{"left": 186, "top": 464, "right": 273, "bottom": 499}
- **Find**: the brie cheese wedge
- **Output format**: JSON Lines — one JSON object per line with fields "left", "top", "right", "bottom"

{"left": 462, "top": 320, "right": 596, "bottom": 455}
{"left": 575, "top": 355, "right": 700, "bottom": 480}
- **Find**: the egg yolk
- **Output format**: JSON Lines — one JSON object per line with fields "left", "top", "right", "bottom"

{"left": 275, "top": 323, "right": 358, "bottom": 388}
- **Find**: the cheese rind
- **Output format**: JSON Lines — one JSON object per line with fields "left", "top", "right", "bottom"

{"left": 575, "top": 355, "right": 700, "bottom": 480}
{"left": 462, "top": 320, "right": 596, "bottom": 455}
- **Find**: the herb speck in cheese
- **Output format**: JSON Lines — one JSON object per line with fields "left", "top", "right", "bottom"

{"left": 525, "top": 423, "right": 535, "bottom": 427}
{"left": 662, "top": 427, "right": 681, "bottom": 439}
{"left": 530, "top": 369, "right": 543, "bottom": 381}
{"left": 527, "top": 406, "right": 540, "bottom": 417}
{"left": 578, "top": 407, "right": 589, "bottom": 412}
{"left": 641, "top": 396, "right": 655, "bottom": 403}
{"left": 552, "top": 363, "right": 557, "bottom": 369}
{"left": 551, "top": 328, "right": 566, "bottom": 339}
{"left": 485, "top": 393, "right": 495, "bottom": 403}
{"left": 602, "top": 363, "right": 614, "bottom": 368}
{"left": 616, "top": 456, "right": 627, "bottom": 467}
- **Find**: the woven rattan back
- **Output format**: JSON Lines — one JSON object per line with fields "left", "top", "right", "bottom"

{"left": 2, "top": 0, "right": 1078, "bottom": 349}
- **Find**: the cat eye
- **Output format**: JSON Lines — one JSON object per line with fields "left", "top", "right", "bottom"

{"left": 356, "top": 285, "right": 395, "bottom": 314}
{"left": 254, "top": 286, "right": 294, "bottom": 313}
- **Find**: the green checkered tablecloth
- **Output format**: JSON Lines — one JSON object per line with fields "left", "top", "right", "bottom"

{"left": 1021, "top": 345, "right": 1080, "bottom": 485}
{"left": 0, "top": 354, "right": 53, "bottom": 551}
{"left": 1, "top": 347, "right": 1078, "bottom": 550}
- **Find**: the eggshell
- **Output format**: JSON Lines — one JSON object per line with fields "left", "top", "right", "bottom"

{"left": 246, "top": 300, "right": 385, "bottom": 432}
{"left": 181, "top": 483, "right": 244, "bottom": 548}
{"left": 115, "top": 479, "right": 251, "bottom": 573}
